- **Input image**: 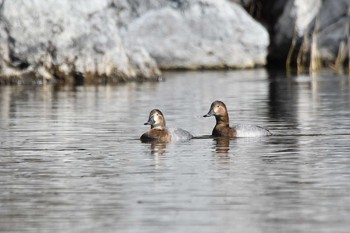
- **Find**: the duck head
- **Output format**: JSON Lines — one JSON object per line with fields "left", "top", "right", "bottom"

{"left": 203, "top": 100, "right": 229, "bottom": 124}
{"left": 144, "top": 109, "right": 166, "bottom": 129}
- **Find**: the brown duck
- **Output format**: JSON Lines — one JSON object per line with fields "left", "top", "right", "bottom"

{"left": 203, "top": 100, "right": 272, "bottom": 137}
{"left": 141, "top": 109, "right": 192, "bottom": 143}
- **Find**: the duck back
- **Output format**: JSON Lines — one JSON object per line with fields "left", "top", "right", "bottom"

{"left": 168, "top": 128, "right": 193, "bottom": 142}
{"left": 140, "top": 129, "right": 171, "bottom": 143}
{"left": 233, "top": 124, "right": 272, "bottom": 137}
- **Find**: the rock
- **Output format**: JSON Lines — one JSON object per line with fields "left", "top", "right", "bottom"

{"left": 120, "top": 0, "right": 269, "bottom": 69}
{"left": 316, "top": 1, "right": 350, "bottom": 63}
{"left": 0, "top": 0, "right": 160, "bottom": 83}
{"left": 126, "top": 47, "right": 161, "bottom": 79}
{"left": 0, "top": 0, "right": 268, "bottom": 84}
{"left": 243, "top": 0, "right": 350, "bottom": 69}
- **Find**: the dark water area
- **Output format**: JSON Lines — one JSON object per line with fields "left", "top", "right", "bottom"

{"left": 1, "top": 70, "right": 350, "bottom": 233}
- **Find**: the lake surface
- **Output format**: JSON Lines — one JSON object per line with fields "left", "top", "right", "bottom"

{"left": 1, "top": 70, "right": 350, "bottom": 233}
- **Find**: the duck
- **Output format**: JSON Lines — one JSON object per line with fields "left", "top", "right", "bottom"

{"left": 140, "top": 109, "right": 193, "bottom": 143}
{"left": 203, "top": 100, "right": 272, "bottom": 137}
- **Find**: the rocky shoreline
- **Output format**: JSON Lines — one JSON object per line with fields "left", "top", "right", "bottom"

{"left": 0, "top": 0, "right": 349, "bottom": 84}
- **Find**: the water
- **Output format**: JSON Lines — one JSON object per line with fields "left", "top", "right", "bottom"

{"left": 0, "top": 69, "right": 350, "bottom": 233}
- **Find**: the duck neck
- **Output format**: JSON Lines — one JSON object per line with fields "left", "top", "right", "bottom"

{"left": 151, "top": 121, "right": 166, "bottom": 130}
{"left": 215, "top": 114, "right": 229, "bottom": 127}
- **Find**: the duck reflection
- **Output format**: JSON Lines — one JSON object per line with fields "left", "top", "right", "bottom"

{"left": 149, "top": 142, "right": 167, "bottom": 156}
{"left": 214, "top": 137, "right": 230, "bottom": 156}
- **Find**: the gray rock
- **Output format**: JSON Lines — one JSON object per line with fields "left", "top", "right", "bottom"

{"left": 0, "top": 0, "right": 160, "bottom": 82}
{"left": 0, "top": 0, "right": 268, "bottom": 83}
{"left": 120, "top": 0, "right": 269, "bottom": 69}
{"left": 316, "top": 0, "right": 350, "bottom": 62}
{"left": 247, "top": 0, "right": 350, "bottom": 67}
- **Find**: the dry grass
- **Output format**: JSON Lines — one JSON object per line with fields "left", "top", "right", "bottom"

{"left": 286, "top": 26, "right": 298, "bottom": 73}
{"left": 296, "top": 33, "right": 309, "bottom": 74}
{"left": 330, "top": 41, "right": 347, "bottom": 74}
{"left": 309, "top": 17, "right": 322, "bottom": 74}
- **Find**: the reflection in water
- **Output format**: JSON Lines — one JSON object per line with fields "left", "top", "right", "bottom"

{"left": 268, "top": 70, "right": 300, "bottom": 125}
{"left": 214, "top": 137, "right": 230, "bottom": 156}
{"left": 149, "top": 142, "right": 167, "bottom": 156}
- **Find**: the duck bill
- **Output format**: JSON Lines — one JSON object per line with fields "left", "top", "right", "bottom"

{"left": 203, "top": 109, "right": 214, "bottom": 117}
{"left": 144, "top": 117, "right": 155, "bottom": 125}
